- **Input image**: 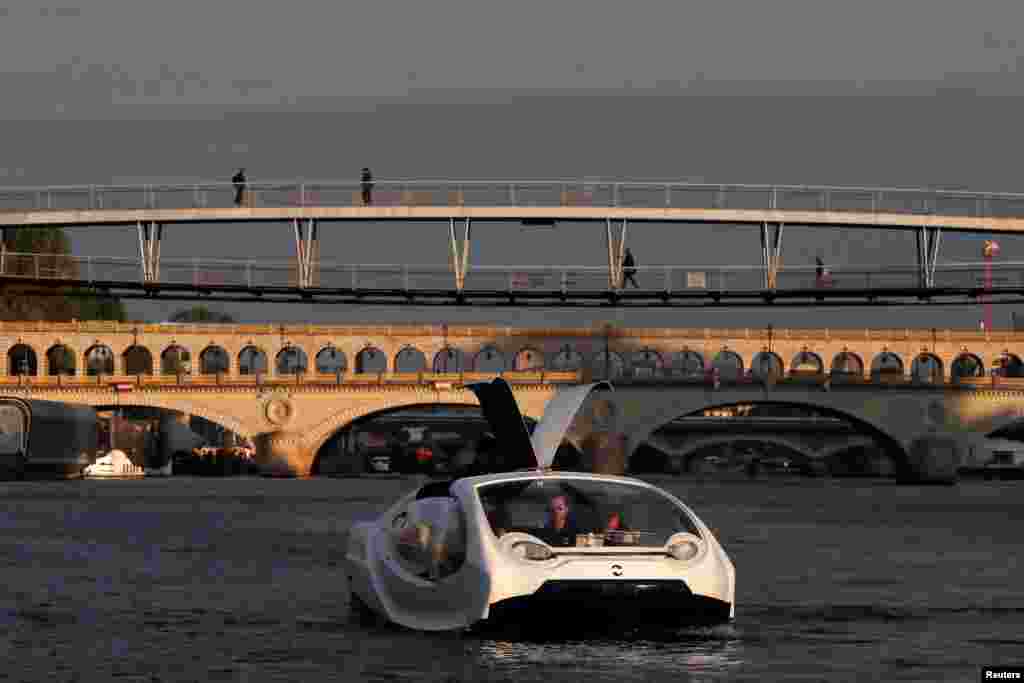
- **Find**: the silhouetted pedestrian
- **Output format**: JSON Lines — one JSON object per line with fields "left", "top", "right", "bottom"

{"left": 815, "top": 255, "right": 824, "bottom": 281}
{"left": 232, "top": 168, "right": 247, "bottom": 206}
{"left": 361, "top": 167, "right": 374, "bottom": 205}
{"left": 622, "top": 248, "right": 640, "bottom": 288}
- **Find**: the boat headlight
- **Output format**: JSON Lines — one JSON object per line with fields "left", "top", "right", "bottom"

{"left": 499, "top": 532, "right": 555, "bottom": 562}
{"left": 666, "top": 532, "right": 705, "bottom": 562}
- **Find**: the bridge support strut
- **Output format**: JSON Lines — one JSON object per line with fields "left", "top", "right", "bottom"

{"left": 137, "top": 221, "right": 162, "bottom": 284}
{"left": 449, "top": 218, "right": 472, "bottom": 291}
{"left": 293, "top": 219, "right": 319, "bottom": 288}
{"left": 606, "top": 218, "right": 628, "bottom": 289}
{"left": 760, "top": 222, "right": 784, "bottom": 289}
{"left": 916, "top": 227, "right": 942, "bottom": 288}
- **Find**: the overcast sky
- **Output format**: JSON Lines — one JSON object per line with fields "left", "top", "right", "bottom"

{"left": 3, "top": 1, "right": 1024, "bottom": 329}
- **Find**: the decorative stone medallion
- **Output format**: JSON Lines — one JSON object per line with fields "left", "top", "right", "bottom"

{"left": 264, "top": 397, "right": 294, "bottom": 426}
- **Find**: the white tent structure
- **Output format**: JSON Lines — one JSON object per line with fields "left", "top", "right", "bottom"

{"left": 84, "top": 450, "right": 144, "bottom": 478}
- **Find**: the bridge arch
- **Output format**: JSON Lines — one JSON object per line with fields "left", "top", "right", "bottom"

{"left": 592, "top": 350, "right": 626, "bottom": 379}
{"left": 870, "top": 351, "right": 903, "bottom": 379}
{"left": 514, "top": 347, "right": 545, "bottom": 371}
{"left": 315, "top": 345, "right": 347, "bottom": 374}
{"left": 85, "top": 344, "right": 115, "bottom": 376}
{"left": 996, "top": 352, "right": 1024, "bottom": 377}
{"left": 394, "top": 346, "right": 427, "bottom": 373}
{"left": 830, "top": 350, "right": 864, "bottom": 377}
{"left": 951, "top": 353, "right": 985, "bottom": 380}
{"left": 673, "top": 349, "right": 705, "bottom": 377}
{"left": 304, "top": 390, "right": 551, "bottom": 463}
{"left": 238, "top": 346, "right": 267, "bottom": 375}
{"left": 199, "top": 345, "right": 230, "bottom": 375}
{"left": 625, "top": 398, "right": 912, "bottom": 475}
{"left": 161, "top": 344, "right": 191, "bottom": 375}
{"left": 474, "top": 346, "right": 506, "bottom": 373}
{"left": 355, "top": 346, "right": 387, "bottom": 373}
{"left": 911, "top": 353, "right": 944, "bottom": 383}
{"left": 276, "top": 346, "right": 308, "bottom": 375}
{"left": 432, "top": 346, "right": 464, "bottom": 372}
{"left": 84, "top": 396, "right": 252, "bottom": 439}
{"left": 791, "top": 350, "right": 824, "bottom": 374}
{"left": 46, "top": 343, "right": 76, "bottom": 376}
{"left": 630, "top": 348, "right": 664, "bottom": 378}
{"left": 8, "top": 343, "right": 38, "bottom": 376}
{"left": 712, "top": 349, "right": 743, "bottom": 379}
{"left": 550, "top": 345, "right": 584, "bottom": 371}
{"left": 123, "top": 345, "right": 153, "bottom": 375}
{"left": 751, "top": 351, "right": 783, "bottom": 379}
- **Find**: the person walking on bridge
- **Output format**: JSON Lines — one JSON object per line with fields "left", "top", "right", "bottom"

{"left": 622, "top": 248, "right": 640, "bottom": 288}
{"left": 361, "top": 167, "right": 374, "bottom": 206}
{"left": 232, "top": 168, "right": 247, "bottom": 207}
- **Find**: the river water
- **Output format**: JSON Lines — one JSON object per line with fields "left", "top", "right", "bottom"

{"left": 0, "top": 475, "right": 1020, "bottom": 682}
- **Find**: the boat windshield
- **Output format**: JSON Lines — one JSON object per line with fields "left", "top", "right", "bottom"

{"left": 477, "top": 478, "right": 701, "bottom": 548}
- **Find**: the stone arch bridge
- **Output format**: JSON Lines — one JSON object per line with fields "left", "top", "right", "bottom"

{"left": 2, "top": 321, "right": 1024, "bottom": 479}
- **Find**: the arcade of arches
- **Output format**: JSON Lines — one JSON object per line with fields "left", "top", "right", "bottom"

{"left": 5, "top": 339, "right": 1023, "bottom": 383}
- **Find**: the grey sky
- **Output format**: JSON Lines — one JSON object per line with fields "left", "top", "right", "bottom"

{"left": 3, "top": 2, "right": 1024, "bottom": 329}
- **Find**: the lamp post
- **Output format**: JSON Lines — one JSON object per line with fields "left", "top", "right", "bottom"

{"left": 983, "top": 240, "right": 1000, "bottom": 333}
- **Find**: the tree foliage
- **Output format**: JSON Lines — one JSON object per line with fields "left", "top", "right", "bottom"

{"left": 168, "top": 305, "right": 236, "bottom": 324}
{"left": 1, "top": 227, "right": 126, "bottom": 322}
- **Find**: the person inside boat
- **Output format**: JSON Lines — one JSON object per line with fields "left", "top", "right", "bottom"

{"left": 543, "top": 493, "right": 579, "bottom": 546}
{"left": 603, "top": 510, "right": 634, "bottom": 545}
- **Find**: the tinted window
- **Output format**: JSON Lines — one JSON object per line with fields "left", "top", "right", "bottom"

{"left": 478, "top": 478, "right": 700, "bottom": 548}
{"left": 392, "top": 497, "right": 467, "bottom": 580}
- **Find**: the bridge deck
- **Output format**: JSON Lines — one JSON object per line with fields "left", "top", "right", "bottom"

{"left": 4, "top": 205, "right": 1024, "bottom": 233}
{"left": 3, "top": 179, "right": 1024, "bottom": 232}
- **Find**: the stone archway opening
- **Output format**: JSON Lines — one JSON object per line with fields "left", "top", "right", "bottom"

{"left": 91, "top": 404, "right": 252, "bottom": 475}
{"left": 85, "top": 344, "right": 115, "bottom": 376}
{"left": 46, "top": 344, "right": 76, "bottom": 376}
{"left": 641, "top": 400, "right": 910, "bottom": 478}
{"left": 310, "top": 403, "right": 538, "bottom": 477}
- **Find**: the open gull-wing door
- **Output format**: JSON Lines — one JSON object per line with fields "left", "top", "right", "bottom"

{"left": 530, "top": 381, "right": 613, "bottom": 469}
{"left": 465, "top": 377, "right": 538, "bottom": 471}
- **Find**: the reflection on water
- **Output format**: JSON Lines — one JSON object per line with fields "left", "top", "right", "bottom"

{"left": 477, "top": 630, "right": 745, "bottom": 679}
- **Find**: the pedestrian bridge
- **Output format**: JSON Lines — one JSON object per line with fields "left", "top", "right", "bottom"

{"left": 4, "top": 321, "right": 1024, "bottom": 480}
{"left": 3, "top": 179, "right": 1024, "bottom": 305}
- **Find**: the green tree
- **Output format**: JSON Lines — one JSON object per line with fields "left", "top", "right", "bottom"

{"left": 168, "top": 305, "right": 236, "bottom": 323}
{"left": 1, "top": 227, "right": 126, "bottom": 322}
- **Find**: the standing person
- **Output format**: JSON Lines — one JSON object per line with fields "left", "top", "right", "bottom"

{"left": 232, "top": 168, "right": 247, "bottom": 206}
{"left": 815, "top": 255, "right": 825, "bottom": 286}
{"left": 622, "top": 248, "right": 640, "bottom": 288}
{"left": 360, "top": 167, "right": 374, "bottom": 206}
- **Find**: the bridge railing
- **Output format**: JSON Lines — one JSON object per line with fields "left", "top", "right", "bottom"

{"left": 2, "top": 250, "right": 1023, "bottom": 294}
{"left": 0, "top": 370, "right": 584, "bottom": 387}
{"left": 3, "top": 372, "right": 1022, "bottom": 390}
{"left": 5, "top": 179, "right": 1024, "bottom": 219}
